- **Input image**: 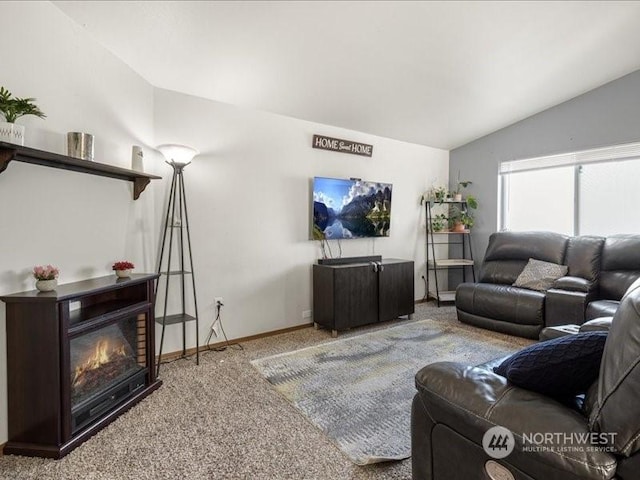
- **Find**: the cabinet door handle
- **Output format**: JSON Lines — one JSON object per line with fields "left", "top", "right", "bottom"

{"left": 370, "top": 262, "right": 378, "bottom": 272}
{"left": 377, "top": 261, "right": 384, "bottom": 272}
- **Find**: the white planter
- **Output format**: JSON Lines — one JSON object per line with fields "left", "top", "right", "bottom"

{"left": 36, "top": 279, "right": 57, "bottom": 292}
{"left": 0, "top": 122, "right": 25, "bottom": 145}
{"left": 115, "top": 269, "right": 132, "bottom": 278}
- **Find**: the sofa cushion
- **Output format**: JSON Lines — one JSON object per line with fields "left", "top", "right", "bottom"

{"left": 456, "top": 283, "right": 545, "bottom": 326}
{"left": 589, "top": 278, "right": 640, "bottom": 456}
{"left": 513, "top": 258, "right": 568, "bottom": 292}
{"left": 599, "top": 235, "right": 640, "bottom": 300}
{"left": 479, "top": 231, "right": 568, "bottom": 284}
{"left": 564, "top": 235, "right": 604, "bottom": 282}
{"left": 586, "top": 300, "right": 619, "bottom": 320}
{"left": 494, "top": 332, "right": 607, "bottom": 399}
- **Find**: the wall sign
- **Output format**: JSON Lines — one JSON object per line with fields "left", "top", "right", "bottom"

{"left": 312, "top": 134, "right": 373, "bottom": 157}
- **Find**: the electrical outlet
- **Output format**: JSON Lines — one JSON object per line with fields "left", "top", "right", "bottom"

{"left": 302, "top": 309, "right": 312, "bottom": 319}
{"left": 214, "top": 296, "right": 224, "bottom": 307}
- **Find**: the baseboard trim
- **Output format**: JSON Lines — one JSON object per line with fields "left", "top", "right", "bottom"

{"left": 157, "top": 322, "right": 312, "bottom": 362}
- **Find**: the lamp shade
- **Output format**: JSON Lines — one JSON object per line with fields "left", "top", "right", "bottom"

{"left": 157, "top": 144, "right": 199, "bottom": 165}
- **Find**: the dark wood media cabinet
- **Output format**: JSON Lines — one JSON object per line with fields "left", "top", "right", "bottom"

{"left": 313, "top": 257, "right": 415, "bottom": 336}
{"left": 0, "top": 274, "right": 162, "bottom": 458}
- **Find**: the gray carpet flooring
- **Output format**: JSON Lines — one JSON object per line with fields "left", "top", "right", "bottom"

{"left": 0, "top": 303, "right": 530, "bottom": 480}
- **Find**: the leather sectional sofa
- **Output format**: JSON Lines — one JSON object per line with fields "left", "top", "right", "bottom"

{"left": 455, "top": 231, "right": 640, "bottom": 339}
{"left": 411, "top": 279, "right": 640, "bottom": 480}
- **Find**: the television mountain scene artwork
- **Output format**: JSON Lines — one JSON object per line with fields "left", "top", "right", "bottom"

{"left": 313, "top": 177, "right": 392, "bottom": 240}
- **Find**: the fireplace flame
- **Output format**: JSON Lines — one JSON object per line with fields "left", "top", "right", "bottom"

{"left": 72, "top": 339, "right": 128, "bottom": 388}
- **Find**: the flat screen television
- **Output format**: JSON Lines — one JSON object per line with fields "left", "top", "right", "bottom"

{"left": 312, "top": 176, "right": 392, "bottom": 240}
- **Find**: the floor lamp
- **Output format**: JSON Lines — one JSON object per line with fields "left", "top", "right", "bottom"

{"left": 155, "top": 144, "right": 200, "bottom": 376}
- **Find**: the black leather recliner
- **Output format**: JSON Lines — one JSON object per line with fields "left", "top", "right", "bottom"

{"left": 411, "top": 279, "right": 640, "bottom": 480}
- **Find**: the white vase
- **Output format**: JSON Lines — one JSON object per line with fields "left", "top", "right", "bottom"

{"left": 454, "top": 193, "right": 463, "bottom": 201}
{"left": 36, "top": 279, "right": 57, "bottom": 292}
{"left": 0, "top": 122, "right": 25, "bottom": 146}
{"left": 115, "top": 269, "right": 132, "bottom": 278}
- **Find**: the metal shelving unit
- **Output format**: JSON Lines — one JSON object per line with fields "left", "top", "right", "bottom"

{"left": 425, "top": 200, "right": 476, "bottom": 307}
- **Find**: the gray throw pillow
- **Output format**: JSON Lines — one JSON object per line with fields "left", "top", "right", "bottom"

{"left": 512, "top": 258, "right": 568, "bottom": 292}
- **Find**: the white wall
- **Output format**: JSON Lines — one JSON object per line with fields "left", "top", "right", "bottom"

{"left": 153, "top": 89, "right": 448, "bottom": 354}
{"left": 0, "top": 2, "right": 157, "bottom": 445}
{"left": 0, "top": 1, "right": 448, "bottom": 447}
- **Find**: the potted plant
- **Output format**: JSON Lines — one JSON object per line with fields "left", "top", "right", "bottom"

{"left": 112, "top": 260, "right": 135, "bottom": 278}
{"left": 431, "top": 213, "right": 448, "bottom": 232}
{"left": 33, "top": 264, "right": 59, "bottom": 292}
{"left": 448, "top": 195, "right": 478, "bottom": 232}
{"left": 420, "top": 185, "right": 449, "bottom": 205}
{"left": 451, "top": 171, "right": 472, "bottom": 201}
{"left": 0, "top": 86, "right": 46, "bottom": 146}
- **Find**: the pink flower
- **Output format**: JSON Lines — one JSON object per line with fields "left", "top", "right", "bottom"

{"left": 33, "top": 265, "right": 59, "bottom": 280}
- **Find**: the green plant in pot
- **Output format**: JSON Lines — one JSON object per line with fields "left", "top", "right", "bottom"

{"left": 0, "top": 86, "right": 46, "bottom": 146}
{"left": 451, "top": 170, "right": 472, "bottom": 201}
{"left": 448, "top": 195, "right": 478, "bottom": 232}
{"left": 431, "top": 213, "right": 448, "bottom": 232}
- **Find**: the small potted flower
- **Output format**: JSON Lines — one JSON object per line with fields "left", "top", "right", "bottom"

{"left": 112, "top": 261, "right": 134, "bottom": 278}
{"left": 0, "top": 86, "right": 46, "bottom": 145}
{"left": 33, "top": 265, "right": 59, "bottom": 292}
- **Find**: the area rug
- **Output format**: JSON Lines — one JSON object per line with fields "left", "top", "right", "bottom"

{"left": 251, "top": 319, "right": 521, "bottom": 465}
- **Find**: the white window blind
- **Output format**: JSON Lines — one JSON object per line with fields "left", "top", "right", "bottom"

{"left": 499, "top": 141, "right": 640, "bottom": 235}
{"left": 500, "top": 142, "right": 640, "bottom": 175}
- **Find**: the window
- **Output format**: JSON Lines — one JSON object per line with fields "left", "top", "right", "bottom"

{"left": 500, "top": 143, "right": 640, "bottom": 235}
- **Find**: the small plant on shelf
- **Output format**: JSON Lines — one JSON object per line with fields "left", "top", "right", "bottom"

{"left": 448, "top": 195, "right": 478, "bottom": 231}
{"left": 0, "top": 86, "right": 46, "bottom": 123}
{"left": 421, "top": 185, "right": 448, "bottom": 205}
{"left": 431, "top": 213, "right": 448, "bottom": 232}
{"left": 451, "top": 171, "right": 472, "bottom": 201}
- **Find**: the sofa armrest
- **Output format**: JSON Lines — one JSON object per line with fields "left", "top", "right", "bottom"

{"left": 579, "top": 317, "right": 613, "bottom": 333}
{"left": 414, "top": 362, "right": 616, "bottom": 480}
{"left": 545, "top": 288, "right": 593, "bottom": 327}
{"left": 553, "top": 276, "right": 595, "bottom": 293}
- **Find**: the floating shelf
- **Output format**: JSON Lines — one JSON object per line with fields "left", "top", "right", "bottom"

{"left": 0, "top": 141, "right": 161, "bottom": 200}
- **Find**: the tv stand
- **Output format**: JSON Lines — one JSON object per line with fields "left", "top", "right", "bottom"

{"left": 312, "top": 257, "right": 414, "bottom": 336}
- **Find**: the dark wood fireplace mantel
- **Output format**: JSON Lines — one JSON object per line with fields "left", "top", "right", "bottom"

{"left": 0, "top": 274, "right": 162, "bottom": 458}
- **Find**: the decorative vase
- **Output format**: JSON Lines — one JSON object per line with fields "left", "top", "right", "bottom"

{"left": 454, "top": 193, "right": 463, "bottom": 201}
{"left": 67, "top": 132, "right": 95, "bottom": 161}
{"left": 115, "top": 269, "right": 132, "bottom": 278}
{"left": 0, "top": 122, "right": 25, "bottom": 146}
{"left": 35, "top": 279, "right": 57, "bottom": 292}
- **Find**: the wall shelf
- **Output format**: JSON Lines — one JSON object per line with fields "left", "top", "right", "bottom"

{"left": 0, "top": 141, "right": 161, "bottom": 200}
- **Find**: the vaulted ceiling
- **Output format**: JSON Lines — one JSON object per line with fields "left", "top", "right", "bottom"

{"left": 55, "top": 1, "right": 640, "bottom": 150}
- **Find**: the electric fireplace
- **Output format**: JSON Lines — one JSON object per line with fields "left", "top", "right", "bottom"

{"left": 1, "top": 274, "right": 162, "bottom": 458}
{"left": 69, "top": 315, "right": 147, "bottom": 433}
